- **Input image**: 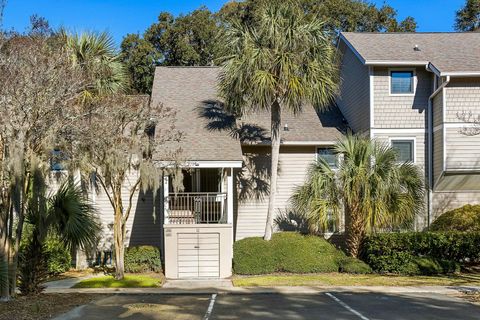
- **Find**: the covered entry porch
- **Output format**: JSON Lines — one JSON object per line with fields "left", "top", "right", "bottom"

{"left": 163, "top": 161, "right": 241, "bottom": 279}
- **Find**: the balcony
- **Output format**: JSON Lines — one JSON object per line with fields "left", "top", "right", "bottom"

{"left": 163, "top": 167, "right": 234, "bottom": 225}
{"left": 167, "top": 192, "right": 227, "bottom": 224}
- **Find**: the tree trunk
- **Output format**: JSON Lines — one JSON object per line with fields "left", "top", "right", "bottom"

{"left": 9, "top": 200, "right": 25, "bottom": 297}
{"left": 264, "top": 100, "right": 281, "bottom": 241}
{"left": 113, "top": 197, "right": 125, "bottom": 280}
{"left": 344, "top": 205, "right": 364, "bottom": 258}
{"left": 0, "top": 233, "right": 9, "bottom": 301}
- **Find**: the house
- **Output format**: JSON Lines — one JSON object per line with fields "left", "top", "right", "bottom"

{"left": 89, "top": 66, "right": 345, "bottom": 278}
{"left": 337, "top": 32, "right": 480, "bottom": 227}
{"left": 91, "top": 32, "right": 480, "bottom": 279}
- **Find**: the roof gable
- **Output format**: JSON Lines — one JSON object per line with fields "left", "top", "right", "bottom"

{"left": 340, "top": 32, "right": 480, "bottom": 75}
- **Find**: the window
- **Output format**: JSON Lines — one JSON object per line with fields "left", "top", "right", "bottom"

{"left": 50, "top": 149, "right": 67, "bottom": 171}
{"left": 390, "top": 70, "right": 414, "bottom": 94}
{"left": 391, "top": 139, "right": 414, "bottom": 163}
{"left": 317, "top": 147, "right": 337, "bottom": 168}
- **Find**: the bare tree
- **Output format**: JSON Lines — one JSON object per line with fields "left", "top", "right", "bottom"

{"left": 67, "top": 95, "right": 181, "bottom": 280}
{"left": 458, "top": 111, "right": 480, "bottom": 136}
{"left": 0, "top": 35, "right": 86, "bottom": 299}
{"left": 0, "top": 0, "right": 6, "bottom": 30}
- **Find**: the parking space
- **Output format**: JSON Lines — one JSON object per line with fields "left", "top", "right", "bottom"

{"left": 55, "top": 292, "right": 480, "bottom": 320}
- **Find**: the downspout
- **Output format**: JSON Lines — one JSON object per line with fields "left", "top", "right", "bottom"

{"left": 426, "top": 66, "right": 450, "bottom": 228}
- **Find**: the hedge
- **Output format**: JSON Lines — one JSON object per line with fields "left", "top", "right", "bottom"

{"left": 125, "top": 246, "right": 162, "bottom": 273}
{"left": 361, "top": 232, "right": 480, "bottom": 274}
{"left": 430, "top": 205, "right": 480, "bottom": 232}
{"left": 45, "top": 238, "right": 71, "bottom": 275}
{"left": 233, "top": 232, "right": 370, "bottom": 275}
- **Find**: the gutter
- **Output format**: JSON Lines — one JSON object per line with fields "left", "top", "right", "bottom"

{"left": 425, "top": 67, "right": 450, "bottom": 228}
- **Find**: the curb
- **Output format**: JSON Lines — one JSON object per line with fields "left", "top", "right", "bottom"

{"left": 44, "top": 285, "right": 480, "bottom": 295}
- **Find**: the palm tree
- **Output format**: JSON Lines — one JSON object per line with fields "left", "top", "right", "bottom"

{"left": 18, "top": 180, "right": 100, "bottom": 295}
{"left": 218, "top": 1, "right": 339, "bottom": 240}
{"left": 291, "top": 135, "right": 424, "bottom": 257}
{"left": 64, "top": 31, "right": 128, "bottom": 100}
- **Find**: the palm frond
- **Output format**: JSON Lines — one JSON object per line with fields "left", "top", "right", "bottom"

{"left": 47, "top": 181, "right": 101, "bottom": 250}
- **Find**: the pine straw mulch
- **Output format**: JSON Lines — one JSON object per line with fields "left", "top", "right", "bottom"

{"left": 0, "top": 293, "right": 105, "bottom": 320}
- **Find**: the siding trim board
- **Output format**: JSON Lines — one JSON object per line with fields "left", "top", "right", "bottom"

{"left": 369, "top": 66, "right": 374, "bottom": 139}
{"left": 442, "top": 86, "right": 447, "bottom": 172}
{"left": 371, "top": 128, "right": 425, "bottom": 134}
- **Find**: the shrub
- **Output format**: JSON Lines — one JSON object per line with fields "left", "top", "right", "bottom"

{"left": 403, "top": 257, "right": 460, "bottom": 276}
{"left": 233, "top": 237, "right": 276, "bottom": 274}
{"left": 430, "top": 205, "right": 480, "bottom": 232}
{"left": 233, "top": 232, "right": 365, "bottom": 275}
{"left": 124, "top": 246, "right": 162, "bottom": 273}
{"left": 45, "top": 238, "right": 72, "bottom": 275}
{"left": 362, "top": 232, "right": 480, "bottom": 274}
{"left": 338, "top": 256, "right": 372, "bottom": 274}
{"left": 272, "top": 233, "right": 340, "bottom": 273}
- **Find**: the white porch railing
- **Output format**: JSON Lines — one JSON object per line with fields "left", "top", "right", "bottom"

{"left": 167, "top": 192, "right": 227, "bottom": 224}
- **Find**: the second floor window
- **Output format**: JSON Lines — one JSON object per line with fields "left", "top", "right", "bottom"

{"left": 317, "top": 147, "right": 337, "bottom": 168}
{"left": 390, "top": 70, "right": 414, "bottom": 94}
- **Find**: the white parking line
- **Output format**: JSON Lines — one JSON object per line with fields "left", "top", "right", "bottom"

{"left": 325, "top": 292, "right": 370, "bottom": 320}
{"left": 203, "top": 293, "right": 217, "bottom": 320}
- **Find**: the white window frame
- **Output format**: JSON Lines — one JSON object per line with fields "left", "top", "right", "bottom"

{"left": 316, "top": 146, "right": 338, "bottom": 169}
{"left": 389, "top": 137, "right": 417, "bottom": 164}
{"left": 389, "top": 68, "right": 417, "bottom": 96}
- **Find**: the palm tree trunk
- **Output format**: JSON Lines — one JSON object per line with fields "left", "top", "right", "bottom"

{"left": 264, "top": 100, "right": 281, "bottom": 241}
{"left": 345, "top": 205, "right": 364, "bottom": 258}
{"left": 113, "top": 197, "right": 125, "bottom": 280}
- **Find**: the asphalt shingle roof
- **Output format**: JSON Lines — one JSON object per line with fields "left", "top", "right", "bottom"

{"left": 151, "top": 67, "right": 345, "bottom": 161}
{"left": 341, "top": 32, "right": 480, "bottom": 74}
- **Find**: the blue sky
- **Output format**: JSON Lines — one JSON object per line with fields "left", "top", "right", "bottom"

{"left": 2, "top": 0, "right": 466, "bottom": 46}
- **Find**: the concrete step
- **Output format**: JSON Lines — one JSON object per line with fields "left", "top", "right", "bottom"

{"left": 163, "top": 279, "right": 233, "bottom": 289}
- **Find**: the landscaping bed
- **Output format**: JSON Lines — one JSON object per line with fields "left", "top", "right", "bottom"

{"left": 233, "top": 272, "right": 480, "bottom": 287}
{"left": 73, "top": 273, "right": 164, "bottom": 288}
{"left": 233, "top": 232, "right": 371, "bottom": 275}
{"left": 0, "top": 293, "right": 104, "bottom": 320}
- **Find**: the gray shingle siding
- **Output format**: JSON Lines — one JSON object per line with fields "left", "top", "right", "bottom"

{"left": 432, "top": 90, "right": 443, "bottom": 127}
{"left": 373, "top": 67, "right": 431, "bottom": 129}
{"left": 433, "top": 129, "right": 444, "bottom": 185}
{"left": 336, "top": 42, "right": 370, "bottom": 133}
{"left": 445, "top": 78, "right": 480, "bottom": 123}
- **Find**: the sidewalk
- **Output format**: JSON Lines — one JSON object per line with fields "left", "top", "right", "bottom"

{"left": 44, "top": 282, "right": 480, "bottom": 295}
{"left": 44, "top": 274, "right": 106, "bottom": 293}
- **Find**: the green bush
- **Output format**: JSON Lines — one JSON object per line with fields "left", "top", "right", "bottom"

{"left": 338, "top": 256, "right": 372, "bottom": 274}
{"left": 233, "top": 237, "right": 276, "bottom": 274}
{"left": 362, "top": 232, "right": 480, "bottom": 274}
{"left": 233, "top": 232, "right": 365, "bottom": 275}
{"left": 124, "top": 246, "right": 162, "bottom": 273}
{"left": 403, "top": 257, "right": 460, "bottom": 276}
{"left": 430, "top": 205, "right": 480, "bottom": 232}
{"left": 45, "top": 238, "right": 71, "bottom": 275}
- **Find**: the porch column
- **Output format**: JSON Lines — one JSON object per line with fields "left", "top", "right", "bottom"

{"left": 163, "top": 174, "right": 169, "bottom": 224}
{"left": 227, "top": 168, "right": 233, "bottom": 224}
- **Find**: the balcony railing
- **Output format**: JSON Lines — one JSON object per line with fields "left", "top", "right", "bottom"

{"left": 167, "top": 192, "right": 227, "bottom": 224}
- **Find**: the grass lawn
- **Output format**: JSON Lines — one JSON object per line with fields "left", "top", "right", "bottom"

{"left": 233, "top": 272, "right": 480, "bottom": 287}
{"left": 73, "top": 273, "right": 163, "bottom": 288}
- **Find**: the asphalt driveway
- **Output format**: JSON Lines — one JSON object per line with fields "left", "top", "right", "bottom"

{"left": 54, "top": 292, "right": 480, "bottom": 320}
